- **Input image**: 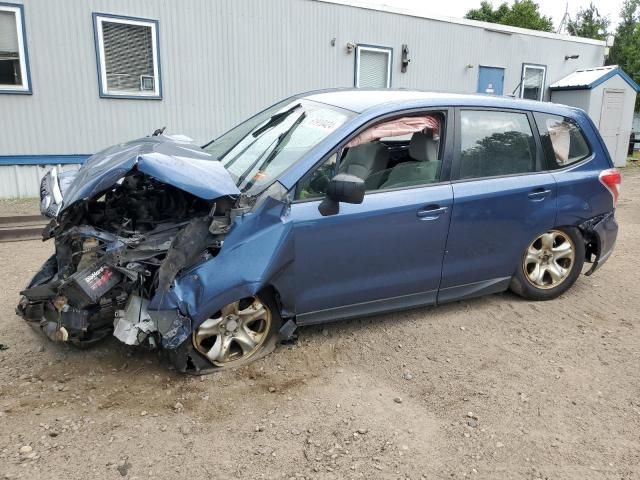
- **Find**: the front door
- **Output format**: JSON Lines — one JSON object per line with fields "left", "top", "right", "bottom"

{"left": 439, "top": 108, "right": 557, "bottom": 300}
{"left": 478, "top": 66, "right": 505, "bottom": 95}
{"left": 290, "top": 184, "right": 453, "bottom": 323}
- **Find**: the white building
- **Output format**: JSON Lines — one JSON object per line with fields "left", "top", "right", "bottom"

{"left": 0, "top": 0, "right": 611, "bottom": 197}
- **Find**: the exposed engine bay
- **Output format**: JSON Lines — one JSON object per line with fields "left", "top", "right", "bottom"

{"left": 14, "top": 134, "right": 297, "bottom": 373}
{"left": 18, "top": 170, "right": 239, "bottom": 350}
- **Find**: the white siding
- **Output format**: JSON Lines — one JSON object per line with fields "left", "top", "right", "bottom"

{"left": 550, "top": 89, "right": 592, "bottom": 113}
{"left": 3, "top": 0, "right": 606, "bottom": 157}
{"left": 0, "top": 164, "right": 80, "bottom": 198}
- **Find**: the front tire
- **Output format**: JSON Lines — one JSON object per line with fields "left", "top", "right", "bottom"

{"left": 510, "top": 227, "right": 585, "bottom": 301}
{"left": 190, "top": 293, "right": 282, "bottom": 370}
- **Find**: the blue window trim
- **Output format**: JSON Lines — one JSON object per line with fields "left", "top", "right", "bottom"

{"left": 92, "top": 12, "right": 163, "bottom": 100}
{"left": 0, "top": 155, "right": 90, "bottom": 166}
{"left": 354, "top": 44, "right": 394, "bottom": 88}
{"left": 0, "top": 2, "right": 32, "bottom": 95}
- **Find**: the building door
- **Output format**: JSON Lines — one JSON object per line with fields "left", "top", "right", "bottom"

{"left": 599, "top": 89, "right": 625, "bottom": 164}
{"left": 477, "top": 66, "right": 504, "bottom": 95}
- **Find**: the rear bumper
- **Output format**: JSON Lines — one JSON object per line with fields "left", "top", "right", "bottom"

{"left": 581, "top": 212, "right": 618, "bottom": 276}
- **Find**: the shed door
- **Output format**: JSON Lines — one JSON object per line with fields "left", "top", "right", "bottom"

{"left": 599, "top": 89, "right": 625, "bottom": 162}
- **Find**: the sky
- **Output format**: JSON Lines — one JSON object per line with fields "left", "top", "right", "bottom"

{"left": 368, "top": 0, "right": 623, "bottom": 30}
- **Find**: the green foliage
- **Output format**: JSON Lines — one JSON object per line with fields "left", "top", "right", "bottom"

{"left": 567, "top": 2, "right": 610, "bottom": 40}
{"left": 607, "top": 0, "right": 640, "bottom": 110}
{"left": 465, "top": 0, "right": 554, "bottom": 32}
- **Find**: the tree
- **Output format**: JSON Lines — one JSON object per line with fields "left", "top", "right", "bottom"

{"left": 607, "top": 0, "right": 640, "bottom": 109}
{"left": 567, "top": 3, "right": 610, "bottom": 40}
{"left": 465, "top": 0, "right": 554, "bottom": 32}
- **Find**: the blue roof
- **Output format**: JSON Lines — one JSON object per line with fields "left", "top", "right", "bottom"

{"left": 549, "top": 65, "right": 640, "bottom": 92}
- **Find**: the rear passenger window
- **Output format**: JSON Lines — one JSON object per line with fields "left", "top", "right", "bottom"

{"left": 459, "top": 110, "right": 538, "bottom": 179}
{"left": 533, "top": 112, "right": 591, "bottom": 169}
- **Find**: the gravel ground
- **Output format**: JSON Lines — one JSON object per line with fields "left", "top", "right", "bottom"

{"left": 1, "top": 168, "right": 639, "bottom": 480}
{"left": 0, "top": 198, "right": 40, "bottom": 217}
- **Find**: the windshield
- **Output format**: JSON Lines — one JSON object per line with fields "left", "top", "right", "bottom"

{"left": 204, "top": 99, "right": 354, "bottom": 194}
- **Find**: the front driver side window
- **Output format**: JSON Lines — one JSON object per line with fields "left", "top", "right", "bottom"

{"left": 296, "top": 153, "right": 337, "bottom": 200}
{"left": 295, "top": 113, "right": 445, "bottom": 200}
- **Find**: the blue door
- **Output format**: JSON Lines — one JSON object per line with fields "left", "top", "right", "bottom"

{"left": 290, "top": 184, "right": 453, "bottom": 323}
{"left": 477, "top": 66, "right": 505, "bottom": 95}
{"left": 438, "top": 108, "right": 557, "bottom": 301}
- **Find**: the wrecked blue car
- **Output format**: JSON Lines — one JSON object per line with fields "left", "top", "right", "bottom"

{"left": 18, "top": 89, "right": 619, "bottom": 373}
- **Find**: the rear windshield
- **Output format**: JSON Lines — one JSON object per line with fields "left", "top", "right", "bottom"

{"left": 533, "top": 112, "right": 591, "bottom": 169}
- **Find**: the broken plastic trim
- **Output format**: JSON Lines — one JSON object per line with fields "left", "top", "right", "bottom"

{"left": 579, "top": 211, "right": 614, "bottom": 276}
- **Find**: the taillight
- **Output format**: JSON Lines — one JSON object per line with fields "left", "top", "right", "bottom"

{"left": 599, "top": 168, "right": 621, "bottom": 207}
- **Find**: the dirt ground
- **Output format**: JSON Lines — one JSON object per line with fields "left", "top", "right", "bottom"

{"left": 1, "top": 168, "right": 639, "bottom": 480}
{"left": 0, "top": 198, "right": 40, "bottom": 217}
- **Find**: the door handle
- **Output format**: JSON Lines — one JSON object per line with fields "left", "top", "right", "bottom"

{"left": 527, "top": 188, "right": 551, "bottom": 201}
{"left": 417, "top": 205, "right": 448, "bottom": 220}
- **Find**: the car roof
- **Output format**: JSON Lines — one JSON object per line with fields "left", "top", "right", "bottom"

{"left": 303, "top": 88, "right": 582, "bottom": 117}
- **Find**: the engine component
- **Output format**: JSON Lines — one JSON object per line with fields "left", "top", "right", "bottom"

{"left": 60, "top": 306, "right": 91, "bottom": 331}
{"left": 60, "top": 262, "right": 122, "bottom": 308}
{"left": 113, "top": 295, "right": 157, "bottom": 346}
{"left": 42, "top": 322, "right": 69, "bottom": 342}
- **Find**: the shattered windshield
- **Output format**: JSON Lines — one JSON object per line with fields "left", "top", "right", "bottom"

{"left": 204, "top": 99, "right": 354, "bottom": 195}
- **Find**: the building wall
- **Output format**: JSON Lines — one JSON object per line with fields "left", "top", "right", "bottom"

{"left": 0, "top": 164, "right": 80, "bottom": 199}
{"left": 549, "top": 89, "right": 592, "bottom": 114}
{"left": 4, "top": 0, "right": 606, "bottom": 159}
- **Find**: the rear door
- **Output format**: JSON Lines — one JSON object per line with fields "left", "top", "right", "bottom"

{"left": 439, "top": 108, "right": 557, "bottom": 301}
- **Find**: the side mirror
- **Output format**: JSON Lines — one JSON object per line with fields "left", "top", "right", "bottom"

{"left": 318, "top": 173, "right": 365, "bottom": 216}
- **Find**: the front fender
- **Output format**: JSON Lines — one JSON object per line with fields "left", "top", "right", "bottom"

{"left": 149, "top": 196, "right": 294, "bottom": 333}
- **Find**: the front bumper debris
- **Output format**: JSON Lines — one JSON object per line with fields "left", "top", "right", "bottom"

{"left": 17, "top": 137, "right": 295, "bottom": 372}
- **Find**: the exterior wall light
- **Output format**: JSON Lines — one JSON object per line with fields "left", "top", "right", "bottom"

{"left": 401, "top": 44, "right": 410, "bottom": 73}
{"left": 565, "top": 54, "right": 580, "bottom": 60}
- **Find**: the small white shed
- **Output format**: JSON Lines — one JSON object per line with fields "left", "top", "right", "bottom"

{"left": 550, "top": 65, "right": 639, "bottom": 167}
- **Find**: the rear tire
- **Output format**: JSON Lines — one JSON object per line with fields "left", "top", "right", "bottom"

{"left": 510, "top": 227, "right": 585, "bottom": 301}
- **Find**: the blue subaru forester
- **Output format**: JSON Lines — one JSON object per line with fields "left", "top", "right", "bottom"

{"left": 21, "top": 90, "right": 619, "bottom": 373}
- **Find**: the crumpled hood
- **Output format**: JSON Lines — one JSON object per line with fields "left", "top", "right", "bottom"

{"left": 61, "top": 136, "right": 240, "bottom": 211}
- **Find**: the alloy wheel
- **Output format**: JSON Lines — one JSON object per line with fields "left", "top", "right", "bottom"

{"left": 523, "top": 230, "right": 576, "bottom": 290}
{"left": 193, "top": 297, "right": 271, "bottom": 366}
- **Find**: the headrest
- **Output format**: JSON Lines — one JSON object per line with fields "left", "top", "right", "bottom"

{"left": 409, "top": 131, "right": 439, "bottom": 162}
{"left": 344, "top": 141, "right": 388, "bottom": 166}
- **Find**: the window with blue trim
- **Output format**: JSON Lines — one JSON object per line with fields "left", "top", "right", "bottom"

{"left": 0, "top": 3, "right": 31, "bottom": 93}
{"left": 94, "top": 14, "right": 161, "bottom": 99}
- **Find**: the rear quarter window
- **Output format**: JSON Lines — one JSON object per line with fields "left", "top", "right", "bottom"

{"left": 533, "top": 112, "right": 591, "bottom": 169}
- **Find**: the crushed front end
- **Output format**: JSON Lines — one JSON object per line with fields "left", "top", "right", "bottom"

{"left": 16, "top": 136, "right": 242, "bottom": 352}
